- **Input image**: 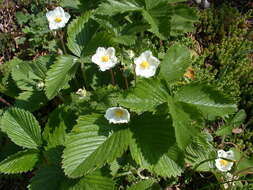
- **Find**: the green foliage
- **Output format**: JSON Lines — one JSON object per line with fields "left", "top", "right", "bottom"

{"left": 174, "top": 84, "right": 237, "bottom": 119}
{"left": 67, "top": 12, "right": 96, "bottom": 57}
{"left": 129, "top": 112, "right": 184, "bottom": 177}
{"left": 127, "top": 179, "right": 161, "bottom": 190}
{"left": 1, "top": 1, "right": 251, "bottom": 189}
{"left": 43, "top": 105, "right": 77, "bottom": 149}
{"left": 185, "top": 134, "right": 216, "bottom": 171}
{"left": 10, "top": 56, "right": 51, "bottom": 111}
{"left": 29, "top": 166, "right": 115, "bottom": 190}
{"left": 1, "top": 107, "right": 42, "bottom": 149}
{"left": 168, "top": 98, "right": 201, "bottom": 149}
{"left": 45, "top": 55, "right": 79, "bottom": 99}
{"left": 118, "top": 78, "right": 169, "bottom": 113}
{"left": 97, "top": 0, "right": 198, "bottom": 39}
{"left": 0, "top": 149, "right": 39, "bottom": 174}
{"left": 159, "top": 44, "right": 191, "bottom": 82}
{"left": 63, "top": 114, "right": 131, "bottom": 178}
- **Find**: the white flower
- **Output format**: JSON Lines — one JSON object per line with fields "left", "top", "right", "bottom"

{"left": 215, "top": 150, "right": 235, "bottom": 172}
{"left": 134, "top": 50, "right": 160, "bottom": 78}
{"left": 104, "top": 107, "right": 130, "bottom": 124}
{"left": 203, "top": 0, "right": 210, "bottom": 8}
{"left": 36, "top": 81, "right": 45, "bottom": 90}
{"left": 195, "top": 0, "right": 202, "bottom": 4}
{"left": 91, "top": 47, "right": 118, "bottom": 71}
{"left": 76, "top": 88, "right": 87, "bottom": 98}
{"left": 46, "top": 7, "right": 71, "bottom": 30}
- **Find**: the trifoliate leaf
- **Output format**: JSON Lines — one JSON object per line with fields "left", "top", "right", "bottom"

{"left": 43, "top": 105, "right": 77, "bottom": 149}
{"left": 67, "top": 12, "right": 97, "bottom": 57}
{"left": 0, "top": 149, "right": 39, "bottom": 174}
{"left": 63, "top": 114, "right": 131, "bottom": 178}
{"left": 118, "top": 79, "right": 169, "bottom": 113}
{"left": 175, "top": 84, "right": 237, "bottom": 119}
{"left": 129, "top": 113, "right": 184, "bottom": 177}
{"left": 159, "top": 44, "right": 191, "bottom": 82}
{"left": 168, "top": 97, "right": 202, "bottom": 149}
{"left": 1, "top": 107, "right": 42, "bottom": 149}
{"left": 45, "top": 55, "right": 79, "bottom": 99}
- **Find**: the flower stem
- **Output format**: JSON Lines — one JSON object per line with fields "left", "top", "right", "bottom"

{"left": 58, "top": 30, "right": 67, "bottom": 54}
{"left": 124, "top": 75, "right": 129, "bottom": 89}
{"left": 133, "top": 64, "right": 136, "bottom": 86}
{"left": 81, "top": 62, "right": 87, "bottom": 88}
{"left": 110, "top": 69, "right": 115, "bottom": 86}
{"left": 0, "top": 97, "right": 11, "bottom": 106}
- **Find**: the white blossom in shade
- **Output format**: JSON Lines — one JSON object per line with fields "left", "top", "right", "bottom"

{"left": 91, "top": 47, "right": 118, "bottom": 71}
{"left": 46, "top": 7, "right": 71, "bottom": 30}
{"left": 215, "top": 150, "right": 235, "bottom": 172}
{"left": 134, "top": 50, "right": 160, "bottom": 78}
{"left": 203, "top": 0, "right": 210, "bottom": 8}
{"left": 195, "top": 0, "right": 201, "bottom": 4}
{"left": 104, "top": 107, "right": 130, "bottom": 124}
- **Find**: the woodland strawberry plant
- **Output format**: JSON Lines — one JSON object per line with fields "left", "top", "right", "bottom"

{"left": 1, "top": 0, "right": 253, "bottom": 189}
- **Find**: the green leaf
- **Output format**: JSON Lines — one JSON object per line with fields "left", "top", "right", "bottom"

{"left": 1, "top": 107, "right": 42, "bottom": 149}
{"left": 97, "top": 0, "right": 143, "bottom": 16}
{"left": 15, "top": 90, "right": 48, "bottom": 112}
{"left": 169, "top": 5, "right": 198, "bottom": 36}
{"left": 168, "top": 97, "right": 201, "bottom": 149}
{"left": 43, "top": 105, "right": 77, "bottom": 149}
{"left": 29, "top": 165, "right": 65, "bottom": 190}
{"left": 129, "top": 113, "right": 184, "bottom": 177}
{"left": 159, "top": 44, "right": 191, "bottom": 82}
{"left": 11, "top": 59, "right": 39, "bottom": 91}
{"left": 82, "top": 32, "right": 115, "bottom": 56}
{"left": 175, "top": 84, "right": 237, "bottom": 119}
{"left": 63, "top": 114, "right": 131, "bottom": 178}
{"left": 127, "top": 179, "right": 161, "bottom": 190}
{"left": 11, "top": 56, "right": 51, "bottom": 111}
{"left": 29, "top": 166, "right": 115, "bottom": 190}
{"left": 230, "top": 109, "right": 246, "bottom": 126}
{"left": 67, "top": 12, "right": 97, "bottom": 57}
{"left": 61, "top": 170, "right": 116, "bottom": 190}
{"left": 118, "top": 79, "right": 169, "bottom": 113}
{"left": 142, "top": 6, "right": 170, "bottom": 40}
{"left": 185, "top": 134, "right": 216, "bottom": 171}
{"left": 113, "top": 35, "right": 137, "bottom": 46}
{"left": 215, "top": 125, "right": 233, "bottom": 136}
{"left": 0, "top": 149, "right": 39, "bottom": 174}
{"left": 45, "top": 55, "right": 79, "bottom": 99}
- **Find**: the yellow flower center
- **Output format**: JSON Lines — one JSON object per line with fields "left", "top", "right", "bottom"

{"left": 140, "top": 61, "right": 150, "bottom": 69}
{"left": 101, "top": 56, "right": 109, "bottom": 63}
{"left": 219, "top": 159, "right": 229, "bottom": 167}
{"left": 115, "top": 109, "right": 124, "bottom": 118}
{"left": 54, "top": 17, "right": 62, "bottom": 23}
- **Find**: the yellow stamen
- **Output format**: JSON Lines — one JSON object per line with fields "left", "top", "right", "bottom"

{"left": 219, "top": 159, "right": 229, "bottom": 167}
{"left": 140, "top": 61, "right": 150, "bottom": 69}
{"left": 115, "top": 109, "right": 124, "bottom": 118}
{"left": 54, "top": 17, "right": 62, "bottom": 23}
{"left": 101, "top": 56, "right": 109, "bottom": 63}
